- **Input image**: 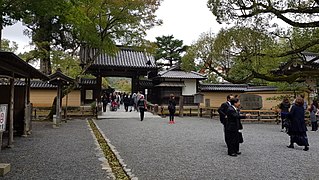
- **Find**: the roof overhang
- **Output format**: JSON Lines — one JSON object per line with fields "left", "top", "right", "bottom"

{"left": 155, "top": 82, "right": 185, "bottom": 87}
{"left": 0, "top": 51, "right": 48, "bottom": 80}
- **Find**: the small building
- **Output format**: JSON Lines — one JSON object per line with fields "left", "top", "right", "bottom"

{"left": 0, "top": 51, "right": 48, "bottom": 146}
{"left": 152, "top": 66, "right": 206, "bottom": 105}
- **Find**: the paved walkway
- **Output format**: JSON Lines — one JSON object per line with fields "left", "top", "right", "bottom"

{"left": 95, "top": 115, "right": 319, "bottom": 180}
{"left": 98, "top": 105, "right": 158, "bottom": 119}
{"left": 0, "top": 120, "right": 112, "bottom": 180}
{"left": 1, "top": 111, "right": 319, "bottom": 179}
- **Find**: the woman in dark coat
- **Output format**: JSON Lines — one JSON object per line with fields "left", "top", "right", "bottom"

{"left": 287, "top": 97, "right": 309, "bottom": 151}
{"left": 279, "top": 97, "right": 291, "bottom": 131}
{"left": 123, "top": 94, "right": 130, "bottom": 112}
{"left": 168, "top": 94, "right": 176, "bottom": 124}
{"left": 225, "top": 98, "right": 243, "bottom": 157}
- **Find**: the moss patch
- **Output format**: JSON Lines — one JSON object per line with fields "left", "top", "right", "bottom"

{"left": 88, "top": 120, "right": 130, "bottom": 180}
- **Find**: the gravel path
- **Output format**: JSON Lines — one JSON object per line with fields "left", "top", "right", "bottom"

{"left": 0, "top": 120, "right": 112, "bottom": 180}
{"left": 95, "top": 116, "right": 319, "bottom": 180}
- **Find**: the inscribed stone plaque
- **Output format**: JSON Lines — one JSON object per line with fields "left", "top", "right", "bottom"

{"left": 239, "top": 94, "right": 262, "bottom": 110}
{"left": 194, "top": 93, "right": 204, "bottom": 104}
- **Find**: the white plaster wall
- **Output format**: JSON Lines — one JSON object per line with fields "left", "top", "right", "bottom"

{"left": 182, "top": 79, "right": 197, "bottom": 95}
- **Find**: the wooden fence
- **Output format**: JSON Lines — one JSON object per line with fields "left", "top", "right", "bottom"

{"left": 150, "top": 105, "right": 313, "bottom": 124}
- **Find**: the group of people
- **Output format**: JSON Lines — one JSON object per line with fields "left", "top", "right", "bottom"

{"left": 278, "top": 96, "right": 310, "bottom": 151}
{"left": 101, "top": 92, "right": 145, "bottom": 112}
{"left": 279, "top": 95, "right": 319, "bottom": 151}
{"left": 218, "top": 94, "right": 314, "bottom": 157}
{"left": 101, "top": 91, "right": 149, "bottom": 121}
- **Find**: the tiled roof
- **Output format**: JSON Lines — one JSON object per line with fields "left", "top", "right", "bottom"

{"left": 0, "top": 78, "right": 97, "bottom": 89}
{"left": 31, "top": 80, "right": 57, "bottom": 88}
{"left": 0, "top": 80, "right": 57, "bottom": 88}
{"left": 200, "top": 84, "right": 248, "bottom": 92}
{"left": 301, "top": 52, "right": 319, "bottom": 62}
{"left": 48, "top": 69, "right": 74, "bottom": 85}
{"left": 246, "top": 86, "right": 278, "bottom": 92}
{"left": 158, "top": 70, "right": 206, "bottom": 79}
{"left": 80, "top": 46, "right": 157, "bottom": 69}
{"left": 155, "top": 82, "right": 185, "bottom": 87}
{"left": 272, "top": 51, "right": 319, "bottom": 75}
{"left": 139, "top": 80, "right": 153, "bottom": 87}
{"left": 0, "top": 51, "right": 48, "bottom": 80}
{"left": 200, "top": 83, "right": 278, "bottom": 92}
{"left": 80, "top": 78, "right": 96, "bottom": 85}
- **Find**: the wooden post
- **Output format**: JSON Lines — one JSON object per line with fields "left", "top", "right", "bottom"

{"left": 0, "top": 132, "right": 2, "bottom": 151}
{"left": 179, "top": 96, "right": 184, "bottom": 117}
{"left": 8, "top": 76, "right": 14, "bottom": 147}
{"left": 23, "top": 78, "right": 29, "bottom": 137}
{"left": 54, "top": 82, "right": 62, "bottom": 128}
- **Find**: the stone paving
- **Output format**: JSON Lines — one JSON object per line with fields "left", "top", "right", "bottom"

{"left": 0, "top": 120, "right": 112, "bottom": 180}
{"left": 95, "top": 113, "right": 319, "bottom": 180}
{"left": 1, "top": 108, "right": 319, "bottom": 180}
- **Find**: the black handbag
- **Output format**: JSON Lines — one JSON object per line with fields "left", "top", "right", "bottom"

{"left": 283, "top": 118, "right": 291, "bottom": 128}
{"left": 238, "top": 132, "right": 244, "bottom": 143}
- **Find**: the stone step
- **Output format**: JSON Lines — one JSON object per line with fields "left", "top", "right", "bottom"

{"left": 0, "top": 163, "right": 11, "bottom": 177}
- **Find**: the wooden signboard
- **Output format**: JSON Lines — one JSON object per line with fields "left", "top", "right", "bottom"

{"left": 0, "top": 104, "right": 8, "bottom": 132}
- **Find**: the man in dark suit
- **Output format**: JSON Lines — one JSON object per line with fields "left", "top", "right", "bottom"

{"left": 218, "top": 95, "right": 234, "bottom": 143}
{"left": 218, "top": 95, "right": 233, "bottom": 125}
{"left": 225, "top": 98, "right": 244, "bottom": 157}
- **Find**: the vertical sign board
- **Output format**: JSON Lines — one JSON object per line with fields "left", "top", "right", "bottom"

{"left": 0, "top": 104, "right": 8, "bottom": 132}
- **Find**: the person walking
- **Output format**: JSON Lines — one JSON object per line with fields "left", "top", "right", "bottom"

{"left": 129, "top": 94, "right": 134, "bottom": 112}
{"left": 137, "top": 95, "right": 147, "bottom": 121}
{"left": 218, "top": 94, "right": 234, "bottom": 143}
{"left": 123, "top": 94, "right": 130, "bottom": 112}
{"left": 101, "top": 93, "right": 108, "bottom": 112}
{"left": 287, "top": 97, "right": 309, "bottom": 151}
{"left": 309, "top": 100, "right": 318, "bottom": 131}
{"left": 132, "top": 93, "right": 138, "bottom": 111}
{"left": 279, "top": 97, "right": 291, "bottom": 132}
{"left": 225, "top": 98, "right": 243, "bottom": 157}
{"left": 168, "top": 94, "right": 176, "bottom": 124}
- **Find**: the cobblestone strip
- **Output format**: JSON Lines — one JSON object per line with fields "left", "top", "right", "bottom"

{"left": 87, "top": 120, "right": 116, "bottom": 179}
{"left": 88, "top": 119, "right": 136, "bottom": 180}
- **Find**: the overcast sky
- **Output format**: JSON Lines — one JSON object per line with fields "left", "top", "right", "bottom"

{"left": 3, "top": 0, "right": 223, "bottom": 53}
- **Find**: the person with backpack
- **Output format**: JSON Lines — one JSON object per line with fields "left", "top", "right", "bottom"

{"left": 168, "top": 94, "right": 176, "bottom": 124}
{"left": 137, "top": 95, "right": 147, "bottom": 121}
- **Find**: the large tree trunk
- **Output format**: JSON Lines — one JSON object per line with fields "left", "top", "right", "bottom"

{"left": 35, "top": 16, "right": 53, "bottom": 75}
{"left": 0, "top": 17, "right": 3, "bottom": 49}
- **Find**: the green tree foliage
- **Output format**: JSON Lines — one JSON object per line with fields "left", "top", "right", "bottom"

{"left": 0, "top": 0, "right": 24, "bottom": 48}
{"left": 207, "top": 0, "right": 319, "bottom": 83}
{"left": 182, "top": 28, "right": 290, "bottom": 83}
{"left": 18, "top": 0, "right": 161, "bottom": 118}
{"left": 1, "top": 39, "right": 18, "bottom": 53}
{"left": 107, "top": 77, "right": 131, "bottom": 93}
{"left": 181, "top": 31, "right": 218, "bottom": 83}
{"left": 155, "top": 35, "right": 187, "bottom": 67}
{"left": 20, "top": 0, "right": 162, "bottom": 75}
